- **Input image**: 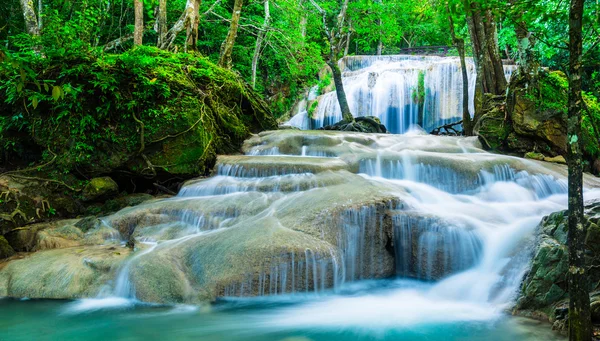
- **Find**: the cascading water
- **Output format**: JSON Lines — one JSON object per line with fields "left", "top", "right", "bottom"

{"left": 2, "top": 130, "right": 598, "bottom": 340}
{"left": 287, "top": 55, "right": 516, "bottom": 133}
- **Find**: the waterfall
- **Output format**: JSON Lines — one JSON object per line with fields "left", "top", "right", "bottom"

{"left": 286, "top": 55, "right": 516, "bottom": 133}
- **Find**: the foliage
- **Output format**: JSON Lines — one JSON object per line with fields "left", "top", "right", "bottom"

{"left": 0, "top": 46, "right": 275, "bottom": 176}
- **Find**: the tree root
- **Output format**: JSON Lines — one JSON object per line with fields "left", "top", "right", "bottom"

{"left": 430, "top": 120, "right": 463, "bottom": 136}
{"left": 0, "top": 148, "right": 57, "bottom": 177}
{"left": 5, "top": 174, "right": 80, "bottom": 192}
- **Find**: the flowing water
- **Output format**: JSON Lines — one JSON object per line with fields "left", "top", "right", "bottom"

{"left": 2, "top": 129, "right": 599, "bottom": 340}
{"left": 0, "top": 55, "right": 596, "bottom": 340}
{"left": 287, "top": 55, "right": 516, "bottom": 133}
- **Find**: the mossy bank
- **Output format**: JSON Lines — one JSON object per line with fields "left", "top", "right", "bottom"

{"left": 0, "top": 46, "right": 277, "bottom": 253}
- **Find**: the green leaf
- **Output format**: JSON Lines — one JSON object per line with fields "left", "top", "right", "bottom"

{"left": 32, "top": 97, "right": 39, "bottom": 109}
{"left": 44, "top": 83, "right": 49, "bottom": 92}
{"left": 17, "top": 83, "right": 23, "bottom": 93}
{"left": 52, "top": 86, "right": 61, "bottom": 101}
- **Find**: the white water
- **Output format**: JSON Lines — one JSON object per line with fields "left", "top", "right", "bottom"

{"left": 287, "top": 55, "right": 516, "bottom": 133}
{"left": 74, "top": 129, "right": 600, "bottom": 335}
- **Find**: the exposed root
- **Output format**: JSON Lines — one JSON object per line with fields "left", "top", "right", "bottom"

{"left": 430, "top": 120, "right": 463, "bottom": 136}
{"left": 5, "top": 174, "right": 80, "bottom": 192}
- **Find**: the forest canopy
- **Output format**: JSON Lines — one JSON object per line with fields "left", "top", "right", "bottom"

{"left": 1, "top": 0, "right": 599, "bottom": 117}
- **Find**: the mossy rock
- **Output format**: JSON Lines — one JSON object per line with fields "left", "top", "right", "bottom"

{"left": 476, "top": 68, "right": 600, "bottom": 168}
{"left": 525, "top": 152, "right": 545, "bottom": 161}
{"left": 320, "top": 116, "right": 388, "bottom": 133}
{"left": 1, "top": 46, "right": 277, "bottom": 182}
{"left": 0, "top": 236, "right": 15, "bottom": 259}
{"left": 83, "top": 177, "right": 119, "bottom": 202}
{"left": 516, "top": 200, "right": 600, "bottom": 312}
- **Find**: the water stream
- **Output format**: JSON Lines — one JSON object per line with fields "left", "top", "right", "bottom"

{"left": 1, "top": 56, "right": 597, "bottom": 341}
{"left": 287, "top": 55, "right": 516, "bottom": 133}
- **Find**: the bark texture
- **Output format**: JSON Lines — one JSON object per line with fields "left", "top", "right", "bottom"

{"left": 567, "top": 0, "right": 592, "bottom": 339}
{"left": 251, "top": 0, "right": 270, "bottom": 89}
{"left": 160, "top": 0, "right": 203, "bottom": 51}
{"left": 19, "top": 0, "right": 40, "bottom": 37}
{"left": 218, "top": 0, "right": 244, "bottom": 69}
{"left": 157, "top": 0, "right": 168, "bottom": 48}
{"left": 185, "top": 0, "right": 201, "bottom": 51}
{"left": 134, "top": 0, "right": 143, "bottom": 46}
{"left": 447, "top": 3, "right": 471, "bottom": 136}
{"left": 462, "top": 0, "right": 506, "bottom": 117}
{"left": 308, "top": 0, "right": 353, "bottom": 122}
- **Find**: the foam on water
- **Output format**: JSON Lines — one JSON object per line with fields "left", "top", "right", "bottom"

{"left": 287, "top": 55, "right": 516, "bottom": 133}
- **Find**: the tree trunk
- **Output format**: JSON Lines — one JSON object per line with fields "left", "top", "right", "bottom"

{"left": 344, "top": 28, "right": 351, "bottom": 57}
{"left": 161, "top": 0, "right": 196, "bottom": 50}
{"left": 185, "top": 0, "right": 201, "bottom": 52}
{"left": 462, "top": 0, "right": 506, "bottom": 119}
{"left": 37, "top": 0, "right": 42, "bottom": 30}
{"left": 157, "top": 0, "right": 167, "bottom": 48}
{"left": 376, "top": 0, "right": 382, "bottom": 55}
{"left": 19, "top": 0, "right": 40, "bottom": 37}
{"left": 328, "top": 61, "right": 353, "bottom": 122}
{"left": 134, "top": 0, "right": 143, "bottom": 46}
{"left": 567, "top": 0, "right": 591, "bottom": 340}
{"left": 447, "top": 3, "right": 472, "bottom": 136}
{"left": 218, "top": 0, "right": 244, "bottom": 69}
{"left": 251, "top": 0, "right": 270, "bottom": 89}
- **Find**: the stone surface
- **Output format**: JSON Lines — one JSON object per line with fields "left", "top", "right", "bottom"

{"left": 320, "top": 116, "right": 388, "bottom": 134}
{"left": 543, "top": 155, "right": 567, "bottom": 164}
{"left": 516, "top": 200, "right": 600, "bottom": 314}
{"left": 82, "top": 177, "right": 119, "bottom": 202}
{"left": 0, "top": 236, "right": 15, "bottom": 259}
{"left": 525, "top": 152, "right": 545, "bottom": 161}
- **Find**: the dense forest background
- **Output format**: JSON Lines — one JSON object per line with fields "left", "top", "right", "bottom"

{"left": 2, "top": 0, "right": 599, "bottom": 118}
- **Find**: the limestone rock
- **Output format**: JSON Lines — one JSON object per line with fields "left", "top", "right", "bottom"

{"left": 543, "top": 155, "right": 566, "bottom": 164}
{"left": 0, "top": 236, "right": 15, "bottom": 259}
{"left": 525, "top": 152, "right": 545, "bottom": 161}
{"left": 82, "top": 177, "right": 119, "bottom": 202}
{"left": 516, "top": 200, "right": 600, "bottom": 312}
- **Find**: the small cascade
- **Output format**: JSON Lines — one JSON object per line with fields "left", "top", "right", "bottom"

{"left": 222, "top": 249, "right": 342, "bottom": 297}
{"left": 360, "top": 152, "right": 568, "bottom": 195}
{"left": 113, "top": 242, "right": 158, "bottom": 298}
{"left": 23, "top": 130, "right": 597, "bottom": 308}
{"left": 392, "top": 214, "right": 482, "bottom": 280}
{"left": 286, "top": 55, "right": 515, "bottom": 133}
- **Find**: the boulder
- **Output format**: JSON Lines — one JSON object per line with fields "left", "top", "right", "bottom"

{"left": 320, "top": 116, "right": 388, "bottom": 134}
{"left": 474, "top": 69, "right": 600, "bottom": 169}
{"left": 0, "top": 236, "right": 15, "bottom": 259}
{"left": 525, "top": 152, "right": 545, "bottom": 161}
{"left": 543, "top": 155, "right": 567, "bottom": 164}
{"left": 83, "top": 177, "right": 119, "bottom": 202}
{"left": 515, "top": 200, "right": 600, "bottom": 314}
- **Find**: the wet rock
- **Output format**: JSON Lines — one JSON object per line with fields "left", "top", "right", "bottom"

{"left": 5, "top": 227, "right": 41, "bottom": 252}
{"left": 75, "top": 216, "right": 102, "bottom": 233}
{"left": 525, "top": 152, "right": 545, "bottom": 161}
{"left": 0, "top": 236, "right": 15, "bottom": 259}
{"left": 321, "top": 117, "right": 388, "bottom": 134}
{"left": 593, "top": 159, "right": 600, "bottom": 176}
{"left": 0, "top": 245, "right": 131, "bottom": 299}
{"left": 5, "top": 219, "right": 83, "bottom": 252}
{"left": 83, "top": 177, "right": 119, "bottom": 202}
{"left": 543, "top": 155, "right": 566, "bottom": 164}
{"left": 516, "top": 200, "right": 600, "bottom": 312}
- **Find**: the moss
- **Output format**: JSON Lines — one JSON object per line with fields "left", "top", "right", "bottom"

{"left": 0, "top": 236, "right": 15, "bottom": 259}
{"left": 0, "top": 46, "right": 277, "bottom": 181}
{"left": 525, "top": 152, "right": 545, "bottom": 160}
